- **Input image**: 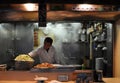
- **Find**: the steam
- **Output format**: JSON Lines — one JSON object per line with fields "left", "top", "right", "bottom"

{"left": 38, "top": 22, "right": 83, "bottom": 64}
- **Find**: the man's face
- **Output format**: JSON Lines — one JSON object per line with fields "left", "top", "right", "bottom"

{"left": 44, "top": 42, "right": 51, "bottom": 50}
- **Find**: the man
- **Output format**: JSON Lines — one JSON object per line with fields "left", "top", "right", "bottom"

{"left": 29, "top": 37, "right": 58, "bottom": 64}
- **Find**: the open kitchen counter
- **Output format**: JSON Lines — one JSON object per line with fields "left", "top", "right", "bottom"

{"left": 0, "top": 81, "right": 74, "bottom": 83}
{"left": 0, "top": 70, "right": 93, "bottom": 81}
{"left": 0, "top": 70, "right": 120, "bottom": 83}
{"left": 0, "top": 71, "right": 73, "bottom": 81}
{"left": 0, "top": 78, "right": 120, "bottom": 83}
{"left": 103, "top": 78, "right": 120, "bottom": 83}
{"left": 0, "top": 70, "right": 76, "bottom": 83}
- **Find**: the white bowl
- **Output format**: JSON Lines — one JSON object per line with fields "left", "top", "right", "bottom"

{"left": 34, "top": 77, "right": 48, "bottom": 81}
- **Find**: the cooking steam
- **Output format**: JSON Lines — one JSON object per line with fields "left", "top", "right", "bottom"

{"left": 39, "top": 22, "right": 83, "bottom": 64}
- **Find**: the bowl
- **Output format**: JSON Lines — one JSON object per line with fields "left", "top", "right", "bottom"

{"left": 15, "top": 61, "right": 34, "bottom": 70}
{"left": 34, "top": 77, "right": 48, "bottom": 83}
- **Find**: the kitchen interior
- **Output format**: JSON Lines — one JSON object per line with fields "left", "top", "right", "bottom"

{"left": 0, "top": 0, "right": 120, "bottom": 83}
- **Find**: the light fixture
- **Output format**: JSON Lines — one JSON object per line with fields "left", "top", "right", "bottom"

{"left": 10, "top": 3, "right": 38, "bottom": 11}
{"left": 72, "top": 4, "right": 104, "bottom": 11}
{"left": 23, "top": 3, "right": 38, "bottom": 11}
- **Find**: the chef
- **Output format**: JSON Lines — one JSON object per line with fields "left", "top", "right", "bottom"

{"left": 29, "top": 37, "right": 59, "bottom": 64}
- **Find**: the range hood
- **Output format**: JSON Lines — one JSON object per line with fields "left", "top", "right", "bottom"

{"left": 0, "top": 4, "right": 120, "bottom": 22}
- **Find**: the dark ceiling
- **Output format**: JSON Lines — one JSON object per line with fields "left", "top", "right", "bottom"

{"left": 0, "top": 0, "right": 119, "bottom": 5}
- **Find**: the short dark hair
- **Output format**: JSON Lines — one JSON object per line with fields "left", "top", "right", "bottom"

{"left": 44, "top": 37, "right": 53, "bottom": 44}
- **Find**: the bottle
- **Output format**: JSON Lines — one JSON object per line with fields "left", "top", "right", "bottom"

{"left": 82, "top": 64, "right": 85, "bottom": 70}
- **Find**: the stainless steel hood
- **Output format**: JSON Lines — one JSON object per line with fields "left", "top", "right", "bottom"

{"left": 0, "top": 10, "right": 120, "bottom": 22}
{"left": 0, "top": 4, "right": 120, "bottom": 22}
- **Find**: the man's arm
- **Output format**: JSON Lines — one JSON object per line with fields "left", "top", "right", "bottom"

{"left": 28, "top": 51, "right": 36, "bottom": 57}
{"left": 28, "top": 48, "right": 40, "bottom": 57}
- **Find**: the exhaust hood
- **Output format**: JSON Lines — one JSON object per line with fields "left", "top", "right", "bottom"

{"left": 0, "top": 4, "right": 120, "bottom": 22}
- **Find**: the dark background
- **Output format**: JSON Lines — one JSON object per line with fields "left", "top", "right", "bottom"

{"left": 0, "top": 0, "right": 119, "bottom": 5}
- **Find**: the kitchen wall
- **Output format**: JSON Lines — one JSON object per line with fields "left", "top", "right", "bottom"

{"left": 114, "top": 19, "right": 120, "bottom": 77}
{"left": 0, "top": 23, "right": 34, "bottom": 67}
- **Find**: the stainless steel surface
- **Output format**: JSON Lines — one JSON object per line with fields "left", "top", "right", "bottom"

{"left": 0, "top": 23, "right": 14, "bottom": 63}
{"left": 0, "top": 23, "right": 34, "bottom": 66}
{"left": 14, "top": 23, "right": 34, "bottom": 54}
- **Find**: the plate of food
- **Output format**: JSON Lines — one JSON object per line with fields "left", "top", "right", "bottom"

{"left": 34, "top": 62, "right": 55, "bottom": 69}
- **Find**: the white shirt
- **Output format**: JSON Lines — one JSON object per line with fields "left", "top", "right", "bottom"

{"left": 29, "top": 46, "right": 57, "bottom": 64}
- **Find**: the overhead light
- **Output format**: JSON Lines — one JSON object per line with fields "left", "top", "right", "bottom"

{"left": 23, "top": 3, "right": 38, "bottom": 11}
{"left": 79, "top": 4, "right": 93, "bottom": 9}
{"left": 72, "top": 4, "right": 104, "bottom": 11}
{"left": 11, "top": 3, "right": 38, "bottom": 11}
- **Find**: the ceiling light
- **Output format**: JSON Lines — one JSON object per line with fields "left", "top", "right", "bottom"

{"left": 72, "top": 4, "right": 104, "bottom": 11}
{"left": 23, "top": 3, "right": 38, "bottom": 11}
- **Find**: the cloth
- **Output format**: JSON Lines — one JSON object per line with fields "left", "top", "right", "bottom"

{"left": 29, "top": 46, "right": 58, "bottom": 64}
